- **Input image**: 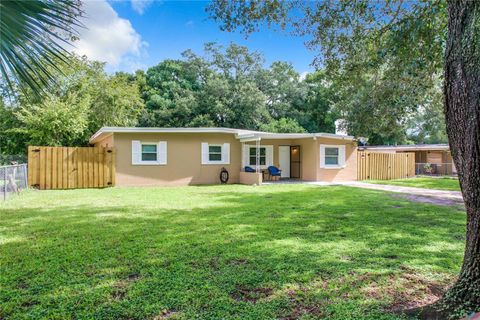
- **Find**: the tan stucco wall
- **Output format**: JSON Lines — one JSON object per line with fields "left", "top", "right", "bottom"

{"left": 316, "top": 138, "right": 358, "bottom": 181}
{"left": 113, "top": 132, "right": 242, "bottom": 186}
{"left": 241, "top": 137, "right": 357, "bottom": 182}
{"left": 239, "top": 172, "right": 262, "bottom": 185}
{"left": 94, "top": 134, "right": 114, "bottom": 148}
{"left": 104, "top": 132, "right": 357, "bottom": 186}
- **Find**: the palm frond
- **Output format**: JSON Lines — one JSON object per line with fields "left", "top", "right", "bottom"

{"left": 0, "top": 0, "right": 83, "bottom": 97}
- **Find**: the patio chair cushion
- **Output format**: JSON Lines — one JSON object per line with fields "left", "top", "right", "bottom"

{"left": 267, "top": 166, "right": 282, "bottom": 176}
{"left": 244, "top": 166, "right": 256, "bottom": 173}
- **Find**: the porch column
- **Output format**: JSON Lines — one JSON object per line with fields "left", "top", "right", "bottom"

{"left": 255, "top": 139, "right": 260, "bottom": 173}
{"left": 241, "top": 142, "right": 245, "bottom": 169}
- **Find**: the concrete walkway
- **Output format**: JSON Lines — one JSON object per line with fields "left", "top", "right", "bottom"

{"left": 328, "top": 181, "right": 463, "bottom": 201}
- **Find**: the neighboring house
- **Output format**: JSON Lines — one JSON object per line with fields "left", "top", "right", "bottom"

{"left": 89, "top": 127, "right": 357, "bottom": 186}
{"left": 359, "top": 144, "right": 456, "bottom": 175}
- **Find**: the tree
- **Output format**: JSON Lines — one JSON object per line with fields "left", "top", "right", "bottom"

{"left": 440, "top": 0, "right": 480, "bottom": 314}
{"left": 208, "top": 1, "right": 447, "bottom": 145}
{"left": 208, "top": 0, "right": 480, "bottom": 315}
{"left": 259, "top": 117, "right": 306, "bottom": 133}
{"left": 1, "top": 55, "right": 143, "bottom": 151}
{"left": 0, "top": 0, "right": 82, "bottom": 96}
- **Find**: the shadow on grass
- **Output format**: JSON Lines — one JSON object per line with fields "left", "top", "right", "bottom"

{"left": 0, "top": 185, "right": 465, "bottom": 319}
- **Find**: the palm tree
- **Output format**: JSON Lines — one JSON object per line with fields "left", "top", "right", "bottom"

{"left": 0, "top": 0, "right": 82, "bottom": 96}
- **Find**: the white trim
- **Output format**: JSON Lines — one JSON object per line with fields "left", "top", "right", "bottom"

{"left": 89, "top": 126, "right": 354, "bottom": 144}
{"left": 246, "top": 145, "right": 274, "bottom": 169}
{"left": 320, "top": 144, "right": 346, "bottom": 169}
{"left": 201, "top": 142, "right": 230, "bottom": 165}
{"left": 132, "top": 141, "right": 168, "bottom": 166}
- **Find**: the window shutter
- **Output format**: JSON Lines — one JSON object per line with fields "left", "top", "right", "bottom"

{"left": 339, "top": 145, "right": 346, "bottom": 167}
{"left": 158, "top": 141, "right": 167, "bottom": 165}
{"left": 243, "top": 145, "right": 250, "bottom": 167}
{"left": 132, "top": 140, "right": 141, "bottom": 165}
{"left": 319, "top": 145, "right": 326, "bottom": 168}
{"left": 222, "top": 143, "right": 230, "bottom": 164}
{"left": 266, "top": 145, "right": 274, "bottom": 166}
{"left": 201, "top": 142, "right": 209, "bottom": 164}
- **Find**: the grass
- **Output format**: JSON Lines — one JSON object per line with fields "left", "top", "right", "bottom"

{"left": 367, "top": 177, "right": 461, "bottom": 191}
{"left": 0, "top": 185, "right": 465, "bottom": 319}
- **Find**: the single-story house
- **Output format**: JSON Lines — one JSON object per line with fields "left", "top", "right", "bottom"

{"left": 359, "top": 144, "right": 456, "bottom": 175}
{"left": 89, "top": 127, "right": 358, "bottom": 186}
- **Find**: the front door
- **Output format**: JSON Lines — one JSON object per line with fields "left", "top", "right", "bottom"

{"left": 279, "top": 146, "right": 290, "bottom": 178}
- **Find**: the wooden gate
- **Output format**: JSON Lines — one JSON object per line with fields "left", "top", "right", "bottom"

{"left": 357, "top": 151, "right": 415, "bottom": 180}
{"left": 28, "top": 146, "right": 115, "bottom": 189}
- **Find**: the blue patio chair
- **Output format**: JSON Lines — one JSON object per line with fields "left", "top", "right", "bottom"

{"left": 267, "top": 166, "right": 282, "bottom": 180}
{"left": 244, "top": 166, "right": 256, "bottom": 173}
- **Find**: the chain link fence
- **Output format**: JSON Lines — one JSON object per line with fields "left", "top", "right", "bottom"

{"left": 415, "top": 162, "right": 457, "bottom": 176}
{"left": 1, "top": 163, "right": 28, "bottom": 200}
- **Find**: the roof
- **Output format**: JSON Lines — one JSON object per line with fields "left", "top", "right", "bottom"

{"left": 89, "top": 127, "right": 355, "bottom": 144}
{"left": 360, "top": 144, "right": 450, "bottom": 152}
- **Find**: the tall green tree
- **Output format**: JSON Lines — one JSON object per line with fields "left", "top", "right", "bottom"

{"left": 208, "top": 0, "right": 480, "bottom": 315}
{"left": 208, "top": 1, "right": 447, "bottom": 145}
{"left": 1, "top": 55, "right": 143, "bottom": 152}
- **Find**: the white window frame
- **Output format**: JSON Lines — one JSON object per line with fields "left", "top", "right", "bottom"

{"left": 320, "top": 144, "right": 346, "bottom": 169}
{"left": 201, "top": 142, "right": 230, "bottom": 165}
{"left": 208, "top": 144, "right": 224, "bottom": 163}
{"left": 141, "top": 142, "right": 158, "bottom": 163}
{"left": 248, "top": 146, "right": 267, "bottom": 167}
{"left": 132, "top": 140, "right": 167, "bottom": 165}
{"left": 244, "top": 145, "right": 273, "bottom": 169}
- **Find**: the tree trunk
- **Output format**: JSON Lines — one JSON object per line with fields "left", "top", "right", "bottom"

{"left": 442, "top": 0, "right": 480, "bottom": 315}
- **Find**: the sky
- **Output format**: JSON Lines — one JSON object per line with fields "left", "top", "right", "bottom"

{"left": 71, "top": 0, "right": 316, "bottom": 74}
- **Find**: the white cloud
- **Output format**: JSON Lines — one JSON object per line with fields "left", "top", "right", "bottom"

{"left": 73, "top": 0, "right": 147, "bottom": 68}
{"left": 130, "top": 0, "right": 154, "bottom": 14}
{"left": 299, "top": 71, "right": 309, "bottom": 81}
{"left": 185, "top": 20, "right": 194, "bottom": 28}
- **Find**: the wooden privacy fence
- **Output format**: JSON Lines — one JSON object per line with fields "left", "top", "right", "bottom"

{"left": 357, "top": 151, "right": 415, "bottom": 180}
{"left": 28, "top": 146, "right": 115, "bottom": 190}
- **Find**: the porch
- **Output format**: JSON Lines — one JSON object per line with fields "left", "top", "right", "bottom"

{"left": 238, "top": 135, "right": 303, "bottom": 185}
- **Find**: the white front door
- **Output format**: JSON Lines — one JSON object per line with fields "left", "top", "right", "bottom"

{"left": 279, "top": 146, "right": 290, "bottom": 178}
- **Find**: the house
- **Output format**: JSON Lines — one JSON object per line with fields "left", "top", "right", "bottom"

{"left": 89, "top": 127, "right": 357, "bottom": 186}
{"left": 359, "top": 144, "right": 456, "bottom": 175}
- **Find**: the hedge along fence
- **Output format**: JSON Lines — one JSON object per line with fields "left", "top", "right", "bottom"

{"left": 28, "top": 146, "right": 115, "bottom": 190}
{"left": 357, "top": 151, "right": 415, "bottom": 180}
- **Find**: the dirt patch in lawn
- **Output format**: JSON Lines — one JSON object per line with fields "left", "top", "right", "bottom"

{"left": 390, "top": 194, "right": 464, "bottom": 207}
{"left": 152, "top": 310, "right": 178, "bottom": 320}
{"left": 361, "top": 267, "right": 452, "bottom": 313}
{"left": 111, "top": 272, "right": 141, "bottom": 300}
{"left": 231, "top": 286, "right": 273, "bottom": 303}
{"left": 278, "top": 289, "right": 325, "bottom": 320}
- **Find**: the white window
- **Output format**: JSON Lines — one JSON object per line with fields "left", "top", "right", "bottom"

{"left": 249, "top": 147, "right": 266, "bottom": 166}
{"left": 243, "top": 145, "right": 273, "bottom": 169}
{"left": 132, "top": 140, "right": 167, "bottom": 165}
{"left": 201, "top": 143, "right": 230, "bottom": 165}
{"left": 320, "top": 144, "right": 346, "bottom": 169}
{"left": 141, "top": 144, "right": 157, "bottom": 161}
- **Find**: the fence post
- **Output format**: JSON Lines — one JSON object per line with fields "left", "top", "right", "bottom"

{"left": 3, "top": 166, "right": 6, "bottom": 201}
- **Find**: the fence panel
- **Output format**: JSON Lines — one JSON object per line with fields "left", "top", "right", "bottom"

{"left": 28, "top": 146, "right": 115, "bottom": 190}
{"left": 1, "top": 164, "right": 28, "bottom": 200}
{"left": 357, "top": 151, "right": 415, "bottom": 180}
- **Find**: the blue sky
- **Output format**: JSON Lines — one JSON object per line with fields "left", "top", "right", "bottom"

{"left": 73, "top": 0, "right": 315, "bottom": 74}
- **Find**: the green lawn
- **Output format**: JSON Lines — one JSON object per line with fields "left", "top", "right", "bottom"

{"left": 0, "top": 185, "right": 465, "bottom": 319}
{"left": 367, "top": 177, "right": 461, "bottom": 191}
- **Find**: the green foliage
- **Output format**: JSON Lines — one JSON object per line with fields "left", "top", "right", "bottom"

{"left": 207, "top": 1, "right": 449, "bottom": 145}
{"left": 1, "top": 185, "right": 463, "bottom": 318}
{"left": 14, "top": 92, "right": 89, "bottom": 146}
{"left": 259, "top": 117, "right": 306, "bottom": 133}
{"left": 0, "top": 0, "right": 82, "bottom": 96}
{"left": 0, "top": 55, "right": 143, "bottom": 154}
